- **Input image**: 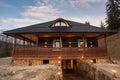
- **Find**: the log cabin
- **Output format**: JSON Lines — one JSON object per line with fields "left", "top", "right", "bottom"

{"left": 3, "top": 18, "right": 116, "bottom": 73}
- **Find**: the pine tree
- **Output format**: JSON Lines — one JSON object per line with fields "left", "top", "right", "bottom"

{"left": 106, "top": 0, "right": 120, "bottom": 30}
{"left": 100, "top": 21, "right": 105, "bottom": 29}
{"left": 85, "top": 21, "right": 90, "bottom": 25}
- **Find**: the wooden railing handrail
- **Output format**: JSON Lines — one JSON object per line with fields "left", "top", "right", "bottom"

{"left": 13, "top": 47, "right": 107, "bottom": 59}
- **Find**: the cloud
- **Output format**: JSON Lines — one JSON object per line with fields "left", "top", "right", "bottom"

{"left": 34, "top": 0, "right": 50, "bottom": 6}
{"left": 65, "top": 15, "right": 106, "bottom": 27}
{"left": 0, "top": 0, "right": 106, "bottom": 30}
{"left": 21, "top": 5, "right": 61, "bottom": 20}
{"left": 0, "top": 15, "right": 106, "bottom": 30}
{"left": 34, "top": 0, "right": 106, "bottom": 8}
{"left": 0, "top": 18, "right": 41, "bottom": 30}
{"left": 0, "top": 0, "right": 61, "bottom": 30}
{"left": 69, "top": 0, "right": 106, "bottom": 7}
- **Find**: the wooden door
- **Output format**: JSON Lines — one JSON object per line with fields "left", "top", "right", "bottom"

{"left": 62, "top": 60, "right": 75, "bottom": 73}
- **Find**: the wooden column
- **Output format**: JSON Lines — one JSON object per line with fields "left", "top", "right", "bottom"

{"left": 6, "top": 35, "right": 8, "bottom": 42}
{"left": 12, "top": 35, "right": 16, "bottom": 63}
{"left": 30, "top": 35, "right": 32, "bottom": 47}
{"left": 60, "top": 34, "right": 62, "bottom": 48}
{"left": 23, "top": 38, "right": 25, "bottom": 48}
{"left": 28, "top": 41, "right": 30, "bottom": 47}
{"left": 36, "top": 35, "right": 38, "bottom": 47}
{"left": 82, "top": 33, "right": 85, "bottom": 58}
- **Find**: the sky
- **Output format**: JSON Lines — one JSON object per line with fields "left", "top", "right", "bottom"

{"left": 0, "top": 0, "right": 107, "bottom": 31}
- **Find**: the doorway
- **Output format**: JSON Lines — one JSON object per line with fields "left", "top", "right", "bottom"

{"left": 62, "top": 60, "right": 77, "bottom": 74}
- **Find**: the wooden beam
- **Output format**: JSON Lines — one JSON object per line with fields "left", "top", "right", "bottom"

{"left": 16, "top": 34, "right": 36, "bottom": 43}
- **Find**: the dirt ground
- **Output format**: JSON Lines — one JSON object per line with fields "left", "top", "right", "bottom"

{"left": 0, "top": 57, "right": 12, "bottom": 65}
{"left": 0, "top": 57, "right": 58, "bottom": 80}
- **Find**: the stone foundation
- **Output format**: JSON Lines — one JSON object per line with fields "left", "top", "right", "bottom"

{"left": 85, "top": 59, "right": 108, "bottom": 64}
{"left": 12, "top": 59, "right": 63, "bottom": 79}
{"left": 77, "top": 60, "right": 116, "bottom": 80}
{"left": 13, "top": 60, "right": 29, "bottom": 66}
{"left": 31, "top": 60, "right": 43, "bottom": 66}
{"left": 13, "top": 59, "right": 60, "bottom": 66}
{"left": 96, "top": 59, "right": 108, "bottom": 63}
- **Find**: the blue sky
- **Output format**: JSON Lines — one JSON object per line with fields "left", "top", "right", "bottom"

{"left": 0, "top": 0, "right": 107, "bottom": 31}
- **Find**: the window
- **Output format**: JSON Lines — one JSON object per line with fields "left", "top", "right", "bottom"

{"left": 92, "top": 59, "right": 96, "bottom": 63}
{"left": 55, "top": 22, "right": 60, "bottom": 26}
{"left": 78, "top": 39, "right": 87, "bottom": 47}
{"left": 51, "top": 18, "right": 70, "bottom": 28}
{"left": 61, "top": 22, "right": 66, "bottom": 26}
{"left": 54, "top": 22, "right": 67, "bottom": 26}
{"left": 53, "top": 39, "right": 62, "bottom": 48}
{"left": 43, "top": 60, "right": 49, "bottom": 64}
{"left": 79, "top": 41, "right": 84, "bottom": 47}
{"left": 55, "top": 41, "right": 60, "bottom": 48}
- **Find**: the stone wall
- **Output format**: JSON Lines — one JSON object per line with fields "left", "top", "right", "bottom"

{"left": 13, "top": 59, "right": 63, "bottom": 79}
{"left": 98, "top": 30, "right": 120, "bottom": 61}
{"left": 77, "top": 60, "right": 115, "bottom": 80}
{"left": 13, "top": 59, "right": 60, "bottom": 66}
{"left": 85, "top": 59, "right": 108, "bottom": 64}
{"left": 0, "top": 65, "right": 59, "bottom": 80}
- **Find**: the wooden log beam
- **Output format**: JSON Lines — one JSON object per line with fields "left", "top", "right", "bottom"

{"left": 16, "top": 34, "right": 36, "bottom": 43}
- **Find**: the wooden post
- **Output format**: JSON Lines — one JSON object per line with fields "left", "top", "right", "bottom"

{"left": 12, "top": 35, "right": 16, "bottom": 64}
{"left": 6, "top": 35, "right": 8, "bottom": 42}
{"left": 60, "top": 34, "right": 62, "bottom": 48}
{"left": 36, "top": 35, "right": 38, "bottom": 47}
{"left": 82, "top": 33, "right": 85, "bottom": 58}
{"left": 23, "top": 38, "right": 25, "bottom": 48}
{"left": 30, "top": 35, "right": 32, "bottom": 47}
{"left": 13, "top": 35, "right": 16, "bottom": 55}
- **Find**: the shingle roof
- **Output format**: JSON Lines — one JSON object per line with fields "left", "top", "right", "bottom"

{"left": 3, "top": 18, "right": 116, "bottom": 34}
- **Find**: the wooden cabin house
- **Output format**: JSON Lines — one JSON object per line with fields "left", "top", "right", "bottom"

{"left": 3, "top": 18, "right": 115, "bottom": 72}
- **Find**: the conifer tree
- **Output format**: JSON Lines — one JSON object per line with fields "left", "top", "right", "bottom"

{"left": 100, "top": 21, "right": 105, "bottom": 29}
{"left": 106, "top": 0, "right": 120, "bottom": 30}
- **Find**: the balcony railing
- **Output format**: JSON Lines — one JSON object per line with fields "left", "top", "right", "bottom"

{"left": 13, "top": 47, "right": 107, "bottom": 60}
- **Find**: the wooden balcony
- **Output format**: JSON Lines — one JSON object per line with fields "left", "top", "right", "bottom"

{"left": 13, "top": 47, "right": 108, "bottom": 60}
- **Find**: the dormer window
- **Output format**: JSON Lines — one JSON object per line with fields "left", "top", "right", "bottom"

{"left": 55, "top": 22, "right": 66, "bottom": 26}
{"left": 51, "top": 18, "right": 71, "bottom": 28}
